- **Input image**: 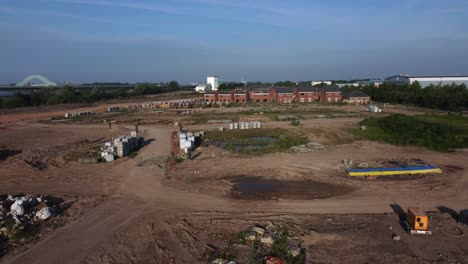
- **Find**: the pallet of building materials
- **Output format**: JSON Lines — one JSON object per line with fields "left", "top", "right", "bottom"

{"left": 346, "top": 165, "right": 442, "bottom": 177}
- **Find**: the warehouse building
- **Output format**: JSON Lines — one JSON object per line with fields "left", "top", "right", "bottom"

{"left": 385, "top": 75, "right": 468, "bottom": 87}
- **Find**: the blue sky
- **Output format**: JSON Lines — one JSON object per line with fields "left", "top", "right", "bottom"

{"left": 1, "top": 0, "right": 468, "bottom": 84}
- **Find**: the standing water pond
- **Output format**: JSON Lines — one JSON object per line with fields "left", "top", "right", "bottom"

{"left": 204, "top": 128, "right": 307, "bottom": 154}
{"left": 229, "top": 176, "right": 354, "bottom": 200}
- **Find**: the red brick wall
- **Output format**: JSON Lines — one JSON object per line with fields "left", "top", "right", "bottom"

{"left": 297, "top": 92, "right": 319, "bottom": 102}
{"left": 203, "top": 94, "right": 217, "bottom": 102}
{"left": 249, "top": 89, "right": 276, "bottom": 103}
{"left": 218, "top": 93, "right": 233, "bottom": 103}
{"left": 277, "top": 93, "right": 294, "bottom": 103}
{"left": 233, "top": 94, "right": 248, "bottom": 103}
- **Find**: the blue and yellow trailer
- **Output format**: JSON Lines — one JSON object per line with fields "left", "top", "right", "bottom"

{"left": 347, "top": 165, "right": 442, "bottom": 177}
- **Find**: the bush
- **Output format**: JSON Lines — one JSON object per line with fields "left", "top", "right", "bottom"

{"left": 290, "top": 120, "right": 301, "bottom": 126}
{"left": 356, "top": 114, "right": 468, "bottom": 152}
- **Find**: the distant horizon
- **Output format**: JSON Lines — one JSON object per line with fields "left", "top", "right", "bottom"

{"left": 5, "top": 73, "right": 468, "bottom": 86}
{"left": 2, "top": 0, "right": 468, "bottom": 84}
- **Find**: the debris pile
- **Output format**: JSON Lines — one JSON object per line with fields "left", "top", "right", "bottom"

{"left": 64, "top": 111, "right": 95, "bottom": 118}
{"left": 228, "top": 121, "right": 262, "bottom": 130}
{"left": 207, "top": 223, "right": 304, "bottom": 264}
{"left": 0, "top": 194, "right": 60, "bottom": 256}
{"left": 101, "top": 131, "right": 143, "bottom": 162}
{"left": 290, "top": 142, "right": 324, "bottom": 153}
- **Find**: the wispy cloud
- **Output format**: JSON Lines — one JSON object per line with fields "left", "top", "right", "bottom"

{"left": 39, "top": 0, "right": 349, "bottom": 30}
{"left": 42, "top": 0, "right": 192, "bottom": 15}
{"left": 0, "top": 6, "right": 133, "bottom": 26}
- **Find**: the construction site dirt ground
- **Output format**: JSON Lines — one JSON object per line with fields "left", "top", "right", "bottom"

{"left": 0, "top": 102, "right": 467, "bottom": 264}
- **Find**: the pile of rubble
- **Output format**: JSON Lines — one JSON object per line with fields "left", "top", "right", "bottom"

{"left": 245, "top": 224, "right": 302, "bottom": 258}
{"left": 208, "top": 223, "right": 303, "bottom": 264}
{"left": 0, "top": 194, "right": 58, "bottom": 256}
{"left": 290, "top": 142, "right": 324, "bottom": 153}
{"left": 101, "top": 131, "right": 143, "bottom": 162}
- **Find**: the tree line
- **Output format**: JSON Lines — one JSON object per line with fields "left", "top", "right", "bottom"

{"left": 0, "top": 81, "right": 193, "bottom": 109}
{"left": 341, "top": 82, "right": 468, "bottom": 111}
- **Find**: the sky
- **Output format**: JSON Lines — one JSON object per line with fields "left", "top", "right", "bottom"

{"left": 1, "top": 0, "right": 468, "bottom": 84}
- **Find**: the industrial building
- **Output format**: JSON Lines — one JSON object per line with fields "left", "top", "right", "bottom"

{"left": 207, "top": 76, "right": 219, "bottom": 91}
{"left": 195, "top": 76, "right": 219, "bottom": 93}
{"left": 385, "top": 75, "right": 468, "bottom": 87}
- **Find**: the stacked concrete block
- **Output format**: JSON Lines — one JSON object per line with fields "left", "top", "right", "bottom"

{"left": 64, "top": 111, "right": 95, "bottom": 118}
{"left": 179, "top": 132, "right": 195, "bottom": 151}
{"left": 101, "top": 132, "right": 142, "bottom": 161}
{"left": 229, "top": 121, "right": 262, "bottom": 130}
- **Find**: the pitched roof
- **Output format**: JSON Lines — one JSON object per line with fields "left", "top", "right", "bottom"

{"left": 342, "top": 90, "right": 369, "bottom": 98}
{"left": 249, "top": 87, "right": 272, "bottom": 93}
{"left": 276, "top": 87, "right": 295, "bottom": 93}
{"left": 296, "top": 86, "right": 319, "bottom": 92}
{"left": 322, "top": 85, "right": 340, "bottom": 92}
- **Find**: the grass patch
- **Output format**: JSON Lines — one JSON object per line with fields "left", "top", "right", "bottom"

{"left": 355, "top": 114, "right": 468, "bottom": 152}
{"left": 64, "top": 143, "right": 102, "bottom": 162}
{"left": 204, "top": 128, "right": 307, "bottom": 154}
{"left": 190, "top": 112, "right": 241, "bottom": 124}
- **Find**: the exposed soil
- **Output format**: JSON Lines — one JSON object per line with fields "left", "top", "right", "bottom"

{"left": 0, "top": 102, "right": 467, "bottom": 264}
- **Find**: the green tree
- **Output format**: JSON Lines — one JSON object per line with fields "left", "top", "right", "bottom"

{"left": 168, "top": 81, "right": 180, "bottom": 90}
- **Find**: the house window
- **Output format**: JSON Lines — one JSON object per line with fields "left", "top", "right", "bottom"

{"left": 308, "top": 98, "right": 312, "bottom": 102}
{"left": 263, "top": 99, "right": 268, "bottom": 102}
{"left": 300, "top": 98, "right": 305, "bottom": 102}
{"left": 283, "top": 98, "right": 288, "bottom": 103}
{"left": 300, "top": 93, "right": 304, "bottom": 95}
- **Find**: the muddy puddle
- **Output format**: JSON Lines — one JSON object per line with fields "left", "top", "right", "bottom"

{"left": 229, "top": 176, "right": 354, "bottom": 200}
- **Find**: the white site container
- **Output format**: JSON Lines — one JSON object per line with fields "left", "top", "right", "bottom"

{"left": 234, "top": 123, "right": 239, "bottom": 129}
{"left": 240, "top": 122, "right": 245, "bottom": 130}
{"left": 257, "top": 122, "right": 262, "bottom": 128}
{"left": 229, "top": 123, "right": 234, "bottom": 130}
{"left": 179, "top": 133, "right": 187, "bottom": 139}
{"left": 188, "top": 136, "right": 195, "bottom": 142}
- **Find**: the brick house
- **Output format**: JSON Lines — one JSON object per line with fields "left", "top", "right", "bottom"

{"left": 217, "top": 90, "right": 233, "bottom": 103}
{"left": 320, "top": 85, "right": 342, "bottom": 102}
{"left": 203, "top": 91, "right": 217, "bottom": 103}
{"left": 296, "top": 86, "right": 320, "bottom": 103}
{"left": 249, "top": 87, "right": 277, "bottom": 103}
{"left": 276, "top": 87, "right": 296, "bottom": 103}
{"left": 233, "top": 88, "right": 249, "bottom": 103}
{"left": 342, "top": 90, "right": 371, "bottom": 104}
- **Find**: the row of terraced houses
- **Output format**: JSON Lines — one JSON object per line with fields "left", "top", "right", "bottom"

{"left": 203, "top": 85, "right": 370, "bottom": 104}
